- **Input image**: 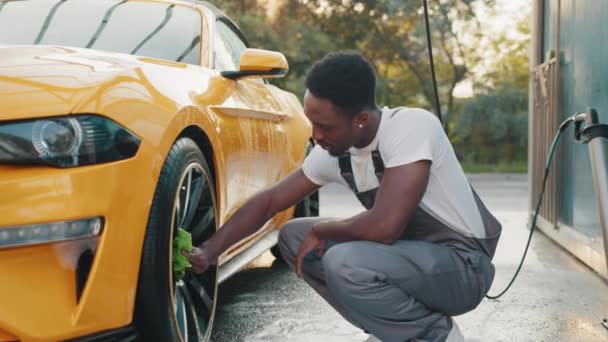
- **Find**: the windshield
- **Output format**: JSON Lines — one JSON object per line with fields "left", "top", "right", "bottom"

{"left": 0, "top": 0, "right": 202, "bottom": 64}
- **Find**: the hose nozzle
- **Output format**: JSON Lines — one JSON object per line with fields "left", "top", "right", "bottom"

{"left": 573, "top": 112, "right": 588, "bottom": 122}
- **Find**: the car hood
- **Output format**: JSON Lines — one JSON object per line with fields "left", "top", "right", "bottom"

{"left": 0, "top": 45, "right": 189, "bottom": 121}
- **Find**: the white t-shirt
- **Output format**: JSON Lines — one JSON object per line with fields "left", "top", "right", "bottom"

{"left": 302, "top": 107, "right": 486, "bottom": 239}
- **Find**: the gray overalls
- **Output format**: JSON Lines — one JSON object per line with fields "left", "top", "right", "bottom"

{"left": 278, "top": 127, "right": 502, "bottom": 342}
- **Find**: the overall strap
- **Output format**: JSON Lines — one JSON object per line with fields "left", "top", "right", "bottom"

{"left": 338, "top": 152, "right": 358, "bottom": 192}
{"left": 338, "top": 149, "right": 385, "bottom": 193}
{"left": 371, "top": 150, "right": 384, "bottom": 183}
{"left": 390, "top": 106, "right": 405, "bottom": 118}
{"left": 337, "top": 106, "right": 407, "bottom": 193}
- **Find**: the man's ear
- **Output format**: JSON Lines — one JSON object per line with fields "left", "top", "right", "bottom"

{"left": 357, "top": 111, "right": 370, "bottom": 126}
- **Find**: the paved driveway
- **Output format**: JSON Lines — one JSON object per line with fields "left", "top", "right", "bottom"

{"left": 211, "top": 174, "right": 608, "bottom": 342}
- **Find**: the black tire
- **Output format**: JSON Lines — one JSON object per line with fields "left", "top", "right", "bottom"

{"left": 270, "top": 191, "right": 320, "bottom": 260}
{"left": 295, "top": 141, "right": 320, "bottom": 218}
{"left": 135, "top": 137, "right": 218, "bottom": 342}
{"left": 294, "top": 190, "right": 319, "bottom": 218}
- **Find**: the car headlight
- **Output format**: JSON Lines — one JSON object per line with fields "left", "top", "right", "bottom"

{"left": 0, "top": 115, "right": 140, "bottom": 168}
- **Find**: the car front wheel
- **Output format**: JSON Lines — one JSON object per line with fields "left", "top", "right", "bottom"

{"left": 135, "top": 137, "right": 218, "bottom": 342}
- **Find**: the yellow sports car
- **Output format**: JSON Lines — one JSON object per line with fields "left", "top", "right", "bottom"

{"left": 0, "top": 0, "right": 314, "bottom": 341}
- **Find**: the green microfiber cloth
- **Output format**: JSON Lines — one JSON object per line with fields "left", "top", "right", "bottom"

{"left": 173, "top": 228, "right": 192, "bottom": 280}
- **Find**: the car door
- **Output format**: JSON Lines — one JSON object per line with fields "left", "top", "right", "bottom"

{"left": 209, "top": 19, "right": 290, "bottom": 249}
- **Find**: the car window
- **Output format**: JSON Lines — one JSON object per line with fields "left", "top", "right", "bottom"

{"left": 0, "top": 0, "right": 202, "bottom": 65}
{"left": 213, "top": 20, "right": 246, "bottom": 71}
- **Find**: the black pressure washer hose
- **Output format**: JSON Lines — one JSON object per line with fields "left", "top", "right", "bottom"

{"left": 420, "top": 0, "right": 582, "bottom": 300}
{"left": 485, "top": 115, "right": 580, "bottom": 299}
{"left": 422, "top": 0, "right": 442, "bottom": 124}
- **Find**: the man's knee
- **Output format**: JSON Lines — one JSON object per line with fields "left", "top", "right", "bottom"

{"left": 322, "top": 242, "right": 374, "bottom": 290}
{"left": 278, "top": 217, "right": 317, "bottom": 255}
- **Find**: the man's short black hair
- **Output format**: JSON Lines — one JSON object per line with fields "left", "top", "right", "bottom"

{"left": 305, "top": 51, "right": 377, "bottom": 117}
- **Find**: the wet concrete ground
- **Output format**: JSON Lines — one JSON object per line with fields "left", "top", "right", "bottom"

{"left": 211, "top": 174, "right": 608, "bottom": 341}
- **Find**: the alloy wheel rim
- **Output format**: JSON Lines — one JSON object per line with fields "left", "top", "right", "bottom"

{"left": 170, "top": 162, "right": 218, "bottom": 342}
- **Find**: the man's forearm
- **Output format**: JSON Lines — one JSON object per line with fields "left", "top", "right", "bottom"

{"left": 202, "top": 190, "right": 274, "bottom": 258}
{"left": 312, "top": 210, "right": 398, "bottom": 244}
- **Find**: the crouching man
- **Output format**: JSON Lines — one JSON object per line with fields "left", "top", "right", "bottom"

{"left": 185, "top": 52, "right": 501, "bottom": 342}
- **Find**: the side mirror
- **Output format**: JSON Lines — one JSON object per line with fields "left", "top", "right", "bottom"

{"left": 221, "top": 48, "right": 288, "bottom": 80}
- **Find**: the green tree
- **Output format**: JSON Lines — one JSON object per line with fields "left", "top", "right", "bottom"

{"left": 292, "top": 0, "right": 494, "bottom": 133}
{"left": 211, "top": 0, "right": 494, "bottom": 126}
{"left": 476, "top": 14, "right": 530, "bottom": 90}
{"left": 208, "top": 0, "right": 336, "bottom": 97}
{"left": 452, "top": 15, "right": 530, "bottom": 166}
{"left": 209, "top": 0, "right": 530, "bottom": 170}
{"left": 454, "top": 87, "right": 528, "bottom": 164}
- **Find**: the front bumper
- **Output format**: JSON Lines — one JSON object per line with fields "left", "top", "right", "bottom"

{"left": 66, "top": 325, "right": 138, "bottom": 342}
{"left": 0, "top": 155, "right": 156, "bottom": 341}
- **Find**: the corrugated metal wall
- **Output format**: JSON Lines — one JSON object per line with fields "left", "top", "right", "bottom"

{"left": 539, "top": 0, "right": 608, "bottom": 239}
{"left": 531, "top": 59, "right": 560, "bottom": 225}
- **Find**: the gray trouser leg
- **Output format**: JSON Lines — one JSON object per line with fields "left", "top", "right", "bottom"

{"left": 278, "top": 218, "right": 494, "bottom": 342}
{"left": 277, "top": 217, "right": 364, "bottom": 330}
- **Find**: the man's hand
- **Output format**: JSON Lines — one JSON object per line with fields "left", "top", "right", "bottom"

{"left": 295, "top": 229, "right": 326, "bottom": 278}
{"left": 183, "top": 245, "right": 217, "bottom": 274}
